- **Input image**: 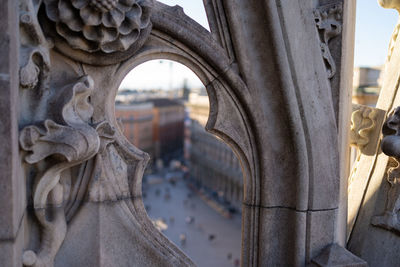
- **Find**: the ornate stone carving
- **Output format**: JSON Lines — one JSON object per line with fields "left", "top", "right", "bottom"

{"left": 20, "top": 49, "right": 49, "bottom": 90}
{"left": 371, "top": 107, "right": 400, "bottom": 234}
{"left": 20, "top": 1, "right": 51, "bottom": 91}
{"left": 314, "top": 3, "right": 342, "bottom": 79}
{"left": 43, "top": 0, "right": 153, "bottom": 53}
{"left": 348, "top": 104, "right": 385, "bottom": 191}
{"left": 20, "top": 76, "right": 115, "bottom": 266}
{"left": 350, "top": 104, "right": 385, "bottom": 156}
{"left": 37, "top": 0, "right": 154, "bottom": 65}
{"left": 8, "top": 0, "right": 362, "bottom": 266}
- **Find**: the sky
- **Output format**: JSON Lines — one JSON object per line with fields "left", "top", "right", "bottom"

{"left": 354, "top": 1, "right": 398, "bottom": 67}
{"left": 120, "top": 0, "right": 400, "bottom": 91}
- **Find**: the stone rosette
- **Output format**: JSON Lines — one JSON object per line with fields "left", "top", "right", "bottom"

{"left": 43, "top": 0, "right": 153, "bottom": 53}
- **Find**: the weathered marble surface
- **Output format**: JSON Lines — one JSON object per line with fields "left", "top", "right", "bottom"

{"left": 0, "top": 0, "right": 367, "bottom": 266}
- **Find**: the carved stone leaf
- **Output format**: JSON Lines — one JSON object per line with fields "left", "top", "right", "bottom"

{"left": 350, "top": 105, "right": 378, "bottom": 148}
{"left": 20, "top": 120, "right": 98, "bottom": 164}
{"left": 20, "top": 76, "right": 101, "bottom": 165}
{"left": 19, "top": 75, "right": 118, "bottom": 267}
{"left": 59, "top": 76, "right": 95, "bottom": 125}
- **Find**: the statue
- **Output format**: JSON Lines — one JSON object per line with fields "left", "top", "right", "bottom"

{"left": 372, "top": 108, "right": 400, "bottom": 234}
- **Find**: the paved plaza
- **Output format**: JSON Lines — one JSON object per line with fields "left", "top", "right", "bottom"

{"left": 143, "top": 177, "right": 242, "bottom": 267}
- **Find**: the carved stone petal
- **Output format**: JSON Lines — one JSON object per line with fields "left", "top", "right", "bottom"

{"left": 119, "top": 20, "right": 134, "bottom": 35}
{"left": 58, "top": 0, "right": 74, "bottom": 20}
{"left": 102, "top": 8, "right": 124, "bottom": 28}
{"left": 100, "top": 40, "right": 124, "bottom": 53}
{"left": 119, "top": 9, "right": 141, "bottom": 35}
{"left": 59, "top": 0, "right": 84, "bottom": 31}
{"left": 81, "top": 25, "right": 101, "bottom": 42}
{"left": 44, "top": 0, "right": 60, "bottom": 22}
{"left": 100, "top": 29, "right": 138, "bottom": 53}
{"left": 71, "top": 0, "right": 89, "bottom": 9}
{"left": 120, "top": 0, "right": 135, "bottom": 6}
{"left": 56, "top": 23, "right": 98, "bottom": 52}
{"left": 65, "top": 18, "right": 85, "bottom": 32}
{"left": 82, "top": 25, "right": 118, "bottom": 44}
{"left": 80, "top": 6, "right": 102, "bottom": 26}
{"left": 124, "top": 5, "right": 141, "bottom": 28}
{"left": 102, "top": 12, "right": 115, "bottom": 28}
{"left": 119, "top": 29, "right": 139, "bottom": 47}
{"left": 110, "top": 8, "right": 125, "bottom": 27}
{"left": 116, "top": 2, "right": 131, "bottom": 13}
{"left": 139, "top": 2, "right": 152, "bottom": 28}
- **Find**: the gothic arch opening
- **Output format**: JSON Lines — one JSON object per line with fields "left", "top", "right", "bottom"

{"left": 114, "top": 59, "right": 243, "bottom": 266}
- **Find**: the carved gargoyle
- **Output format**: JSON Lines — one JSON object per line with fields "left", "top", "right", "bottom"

{"left": 314, "top": 3, "right": 342, "bottom": 79}
{"left": 371, "top": 107, "right": 400, "bottom": 234}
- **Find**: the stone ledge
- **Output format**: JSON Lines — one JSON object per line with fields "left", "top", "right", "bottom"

{"left": 310, "top": 244, "right": 367, "bottom": 267}
{"left": 242, "top": 202, "right": 339, "bottom": 213}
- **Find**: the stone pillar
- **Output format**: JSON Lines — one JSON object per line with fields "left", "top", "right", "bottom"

{"left": 336, "top": 0, "right": 357, "bottom": 246}
{"left": 0, "top": 1, "right": 24, "bottom": 266}
{"left": 221, "top": 0, "right": 365, "bottom": 265}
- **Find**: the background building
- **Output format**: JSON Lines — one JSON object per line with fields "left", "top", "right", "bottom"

{"left": 151, "top": 98, "right": 185, "bottom": 163}
{"left": 186, "top": 90, "right": 243, "bottom": 212}
{"left": 115, "top": 102, "right": 154, "bottom": 156}
{"left": 115, "top": 98, "right": 186, "bottom": 164}
{"left": 352, "top": 66, "right": 383, "bottom": 106}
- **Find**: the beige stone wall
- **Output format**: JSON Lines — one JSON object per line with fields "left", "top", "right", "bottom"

{"left": 115, "top": 104, "right": 154, "bottom": 154}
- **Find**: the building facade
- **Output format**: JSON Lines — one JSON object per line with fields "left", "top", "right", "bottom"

{"left": 186, "top": 92, "right": 243, "bottom": 212}
{"left": 115, "top": 102, "right": 154, "bottom": 157}
{"left": 115, "top": 98, "right": 185, "bottom": 164}
{"left": 352, "top": 66, "right": 383, "bottom": 106}
{"left": 151, "top": 98, "right": 185, "bottom": 162}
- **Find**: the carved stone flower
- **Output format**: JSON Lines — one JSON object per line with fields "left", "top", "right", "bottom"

{"left": 43, "top": 0, "right": 153, "bottom": 53}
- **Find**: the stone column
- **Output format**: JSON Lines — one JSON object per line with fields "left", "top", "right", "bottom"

{"left": 0, "top": 1, "right": 24, "bottom": 266}
{"left": 336, "top": 0, "right": 357, "bottom": 247}
{"left": 220, "top": 0, "right": 365, "bottom": 265}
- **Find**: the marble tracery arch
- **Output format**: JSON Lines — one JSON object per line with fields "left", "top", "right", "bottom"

{"left": 2, "top": 0, "right": 370, "bottom": 266}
